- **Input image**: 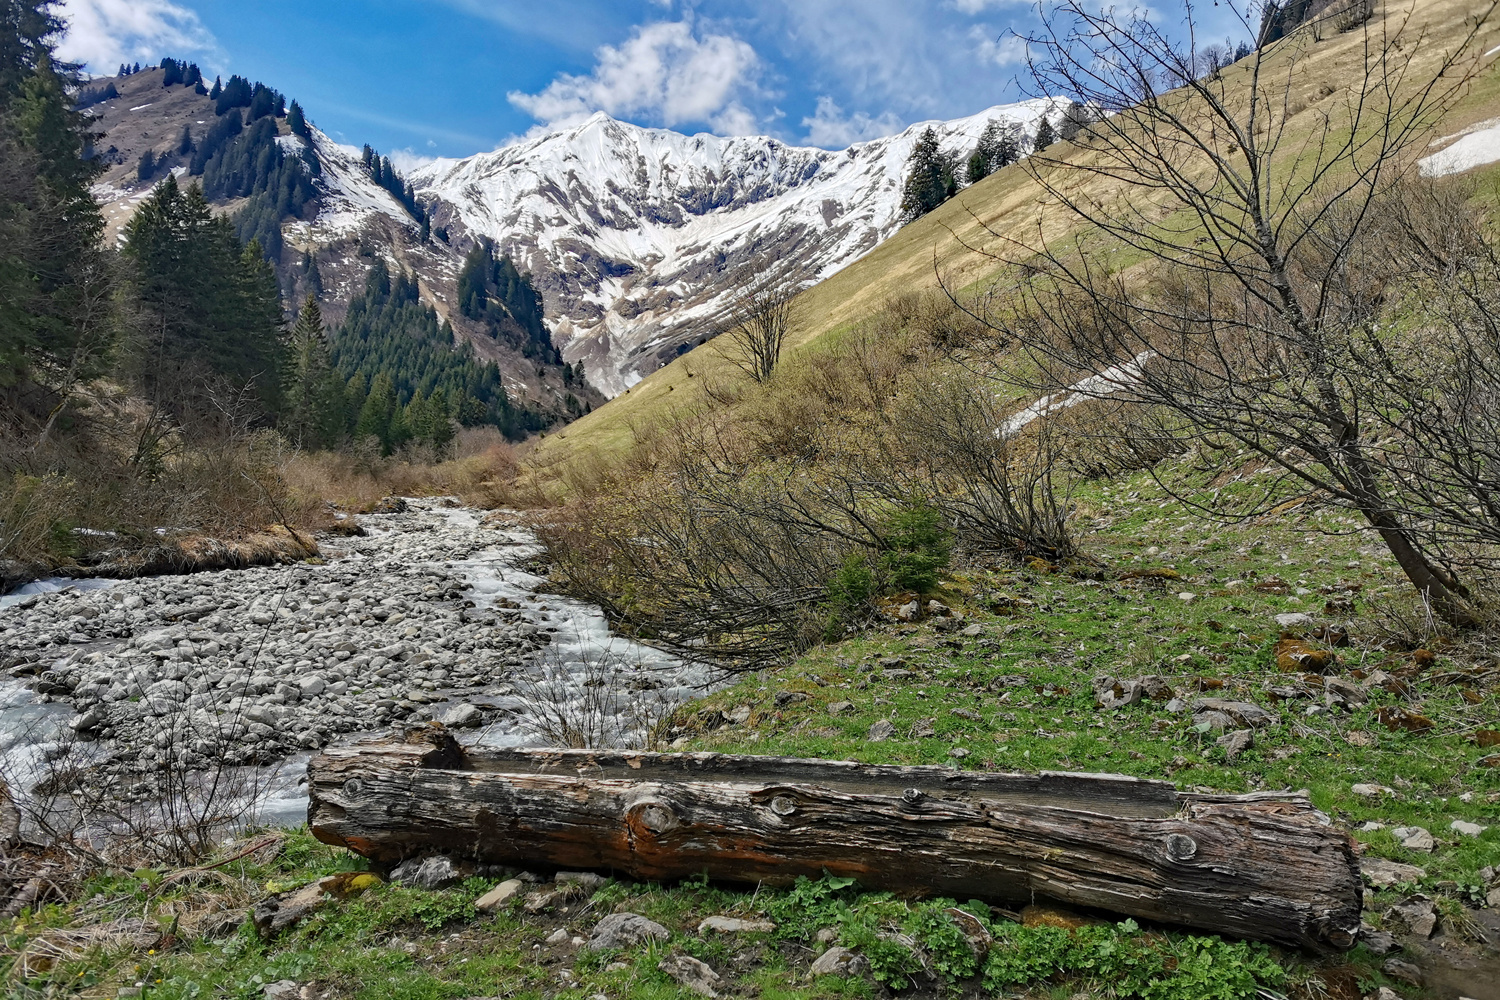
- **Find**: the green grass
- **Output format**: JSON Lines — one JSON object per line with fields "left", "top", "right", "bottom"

{"left": 7, "top": 457, "right": 1496, "bottom": 999}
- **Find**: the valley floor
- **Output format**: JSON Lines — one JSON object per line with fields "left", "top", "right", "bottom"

{"left": 3, "top": 472, "right": 1499, "bottom": 1000}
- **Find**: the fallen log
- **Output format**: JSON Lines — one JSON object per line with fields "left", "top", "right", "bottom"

{"left": 307, "top": 725, "right": 1361, "bottom": 951}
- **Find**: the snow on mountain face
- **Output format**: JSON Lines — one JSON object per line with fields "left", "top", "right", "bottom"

{"left": 410, "top": 100, "right": 1060, "bottom": 396}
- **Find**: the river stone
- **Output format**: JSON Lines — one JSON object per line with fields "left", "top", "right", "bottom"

{"left": 809, "top": 946, "right": 868, "bottom": 978}
{"left": 391, "top": 855, "right": 462, "bottom": 890}
{"left": 588, "top": 912, "right": 669, "bottom": 950}
{"left": 660, "top": 954, "right": 722, "bottom": 997}
{"left": 699, "top": 916, "right": 776, "bottom": 934}
{"left": 441, "top": 703, "right": 482, "bottom": 728}
{"left": 475, "top": 879, "right": 523, "bottom": 913}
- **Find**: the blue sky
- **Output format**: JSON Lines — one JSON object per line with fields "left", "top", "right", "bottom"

{"left": 55, "top": 0, "right": 1251, "bottom": 159}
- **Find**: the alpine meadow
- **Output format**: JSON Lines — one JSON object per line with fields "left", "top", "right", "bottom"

{"left": 5, "top": 1, "right": 1500, "bottom": 998}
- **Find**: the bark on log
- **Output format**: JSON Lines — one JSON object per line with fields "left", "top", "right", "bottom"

{"left": 307, "top": 725, "right": 1361, "bottom": 951}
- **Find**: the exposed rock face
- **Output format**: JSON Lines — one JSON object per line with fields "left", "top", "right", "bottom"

{"left": 410, "top": 104, "right": 1061, "bottom": 395}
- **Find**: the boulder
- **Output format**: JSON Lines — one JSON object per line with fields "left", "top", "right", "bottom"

{"left": 252, "top": 882, "right": 327, "bottom": 938}
{"left": 588, "top": 912, "right": 669, "bottom": 950}
{"left": 1385, "top": 896, "right": 1437, "bottom": 938}
{"left": 475, "top": 879, "right": 523, "bottom": 913}
{"left": 1092, "top": 676, "right": 1142, "bottom": 710}
{"left": 1360, "top": 858, "right": 1426, "bottom": 888}
{"left": 555, "top": 871, "right": 606, "bottom": 892}
{"left": 809, "top": 946, "right": 868, "bottom": 978}
{"left": 1216, "top": 729, "right": 1254, "bottom": 761}
{"left": 867, "top": 719, "right": 895, "bottom": 741}
{"left": 391, "top": 855, "right": 462, "bottom": 890}
{"left": 1391, "top": 826, "right": 1434, "bottom": 852}
{"left": 1191, "top": 698, "right": 1275, "bottom": 729}
{"left": 659, "top": 953, "right": 722, "bottom": 997}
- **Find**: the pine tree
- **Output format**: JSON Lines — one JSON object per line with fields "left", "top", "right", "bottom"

{"left": 899, "top": 127, "right": 959, "bottom": 222}
{"left": 286, "top": 99, "right": 308, "bottom": 139}
{"left": 281, "top": 294, "right": 343, "bottom": 448}
{"left": 1033, "top": 117, "right": 1056, "bottom": 152}
{"left": 0, "top": 2, "right": 114, "bottom": 393}
{"left": 209, "top": 75, "right": 221, "bottom": 100}
{"left": 122, "top": 178, "right": 284, "bottom": 415}
{"left": 136, "top": 148, "right": 156, "bottom": 181}
{"left": 176, "top": 124, "right": 192, "bottom": 156}
{"left": 354, "top": 370, "right": 396, "bottom": 449}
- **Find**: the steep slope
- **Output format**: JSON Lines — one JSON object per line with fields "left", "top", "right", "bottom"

{"left": 412, "top": 102, "right": 1060, "bottom": 395}
{"left": 530, "top": 0, "right": 1500, "bottom": 467}
{"left": 81, "top": 66, "right": 599, "bottom": 425}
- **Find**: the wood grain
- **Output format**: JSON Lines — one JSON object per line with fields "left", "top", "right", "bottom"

{"left": 307, "top": 725, "right": 1361, "bottom": 951}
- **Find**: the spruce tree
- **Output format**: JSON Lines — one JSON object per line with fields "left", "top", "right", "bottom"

{"left": 354, "top": 371, "right": 396, "bottom": 450}
{"left": 899, "top": 127, "right": 958, "bottom": 222}
{"left": 209, "top": 75, "right": 221, "bottom": 100}
{"left": 1033, "top": 117, "right": 1056, "bottom": 152}
{"left": 287, "top": 99, "right": 308, "bottom": 138}
{"left": 281, "top": 294, "right": 342, "bottom": 448}
{"left": 136, "top": 148, "right": 155, "bottom": 181}
{"left": 122, "top": 178, "right": 284, "bottom": 415}
{"left": 177, "top": 124, "right": 192, "bottom": 156}
{"left": 0, "top": 1, "right": 114, "bottom": 393}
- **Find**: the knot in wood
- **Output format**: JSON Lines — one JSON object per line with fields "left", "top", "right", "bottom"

{"left": 1165, "top": 833, "right": 1198, "bottom": 862}
{"left": 769, "top": 795, "right": 798, "bottom": 816}
{"left": 342, "top": 778, "right": 364, "bottom": 798}
{"left": 632, "top": 800, "right": 679, "bottom": 835}
{"left": 902, "top": 788, "right": 926, "bottom": 805}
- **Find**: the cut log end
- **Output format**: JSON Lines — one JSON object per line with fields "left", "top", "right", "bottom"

{"left": 308, "top": 725, "right": 1362, "bottom": 952}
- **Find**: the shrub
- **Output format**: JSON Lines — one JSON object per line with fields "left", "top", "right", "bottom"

{"left": 878, "top": 502, "right": 951, "bottom": 593}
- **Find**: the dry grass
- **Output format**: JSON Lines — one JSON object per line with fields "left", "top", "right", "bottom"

{"left": 277, "top": 427, "right": 523, "bottom": 514}
{"left": 530, "top": 0, "right": 1500, "bottom": 471}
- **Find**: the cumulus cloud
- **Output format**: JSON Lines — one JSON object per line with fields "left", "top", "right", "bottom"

{"left": 508, "top": 19, "right": 763, "bottom": 135}
{"left": 388, "top": 148, "right": 439, "bottom": 174}
{"left": 56, "top": 0, "right": 219, "bottom": 75}
{"left": 948, "top": 0, "right": 1023, "bottom": 13}
{"left": 970, "top": 26, "right": 1028, "bottom": 68}
{"left": 800, "top": 96, "right": 904, "bottom": 148}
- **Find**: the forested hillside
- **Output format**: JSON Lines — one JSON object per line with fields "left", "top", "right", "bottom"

{"left": 0, "top": 1, "right": 587, "bottom": 583}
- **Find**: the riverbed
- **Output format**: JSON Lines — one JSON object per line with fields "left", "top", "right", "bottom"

{"left": 0, "top": 499, "right": 718, "bottom": 829}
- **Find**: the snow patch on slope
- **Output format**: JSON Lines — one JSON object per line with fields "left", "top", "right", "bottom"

{"left": 410, "top": 100, "right": 1064, "bottom": 396}
{"left": 1420, "top": 117, "right": 1500, "bottom": 177}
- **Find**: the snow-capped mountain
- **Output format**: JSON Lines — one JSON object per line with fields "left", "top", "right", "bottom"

{"left": 84, "top": 63, "right": 1058, "bottom": 400}
{"left": 410, "top": 100, "right": 1060, "bottom": 396}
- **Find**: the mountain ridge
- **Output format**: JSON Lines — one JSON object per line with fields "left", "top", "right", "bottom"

{"left": 410, "top": 101, "right": 1061, "bottom": 394}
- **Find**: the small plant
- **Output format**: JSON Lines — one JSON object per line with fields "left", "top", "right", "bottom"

{"left": 822, "top": 554, "right": 876, "bottom": 641}
{"left": 878, "top": 501, "right": 952, "bottom": 593}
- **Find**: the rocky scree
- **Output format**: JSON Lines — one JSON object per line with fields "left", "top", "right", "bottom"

{"left": 0, "top": 501, "right": 567, "bottom": 786}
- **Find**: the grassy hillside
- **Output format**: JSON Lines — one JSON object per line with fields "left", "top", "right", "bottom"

{"left": 532, "top": 0, "right": 1500, "bottom": 473}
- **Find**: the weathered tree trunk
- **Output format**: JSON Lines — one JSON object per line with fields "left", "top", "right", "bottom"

{"left": 308, "top": 726, "right": 1361, "bottom": 951}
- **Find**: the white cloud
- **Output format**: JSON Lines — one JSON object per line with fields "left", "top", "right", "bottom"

{"left": 949, "top": 0, "right": 1008, "bottom": 11}
{"left": 969, "top": 26, "right": 1027, "bottom": 68}
{"left": 56, "top": 0, "right": 219, "bottom": 75}
{"left": 389, "top": 148, "right": 439, "bottom": 174}
{"left": 800, "top": 96, "right": 903, "bottom": 147}
{"left": 508, "top": 19, "right": 763, "bottom": 134}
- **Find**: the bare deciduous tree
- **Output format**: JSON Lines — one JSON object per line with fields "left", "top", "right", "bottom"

{"left": 722, "top": 272, "right": 795, "bottom": 384}
{"left": 949, "top": 0, "right": 1497, "bottom": 625}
